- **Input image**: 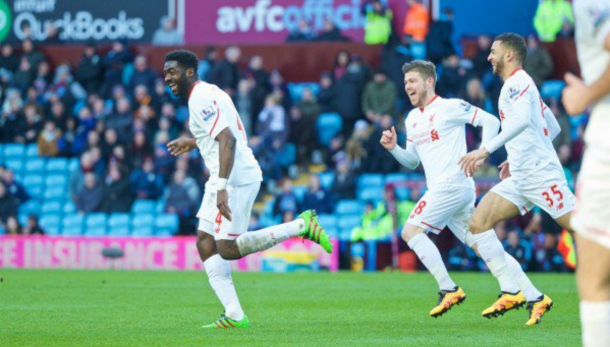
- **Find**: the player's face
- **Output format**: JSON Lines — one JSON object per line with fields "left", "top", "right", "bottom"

{"left": 488, "top": 41, "right": 505, "bottom": 76}
{"left": 163, "top": 60, "right": 187, "bottom": 97}
{"left": 404, "top": 71, "right": 428, "bottom": 108}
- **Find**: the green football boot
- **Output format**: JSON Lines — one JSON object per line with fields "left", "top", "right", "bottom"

{"left": 298, "top": 210, "right": 333, "bottom": 254}
{"left": 202, "top": 314, "right": 250, "bottom": 329}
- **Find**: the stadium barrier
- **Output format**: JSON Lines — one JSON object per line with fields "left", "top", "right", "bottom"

{"left": 0, "top": 236, "right": 339, "bottom": 272}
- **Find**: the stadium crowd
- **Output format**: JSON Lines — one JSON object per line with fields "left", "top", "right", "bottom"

{"left": 0, "top": 1, "right": 583, "bottom": 272}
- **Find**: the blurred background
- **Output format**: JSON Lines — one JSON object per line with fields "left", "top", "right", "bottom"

{"left": 0, "top": 0, "right": 582, "bottom": 273}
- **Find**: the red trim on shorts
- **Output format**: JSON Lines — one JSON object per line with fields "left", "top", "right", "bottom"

{"left": 421, "top": 221, "right": 443, "bottom": 232}
{"left": 471, "top": 108, "right": 479, "bottom": 125}
{"left": 227, "top": 233, "right": 240, "bottom": 237}
{"left": 187, "top": 80, "right": 201, "bottom": 101}
{"left": 512, "top": 85, "right": 530, "bottom": 103}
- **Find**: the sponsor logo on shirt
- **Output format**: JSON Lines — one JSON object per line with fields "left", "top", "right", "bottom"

{"left": 459, "top": 101, "right": 472, "bottom": 112}
{"left": 590, "top": 5, "right": 610, "bottom": 34}
{"left": 508, "top": 85, "right": 520, "bottom": 99}
{"left": 200, "top": 106, "right": 217, "bottom": 121}
{"left": 430, "top": 129, "right": 439, "bottom": 142}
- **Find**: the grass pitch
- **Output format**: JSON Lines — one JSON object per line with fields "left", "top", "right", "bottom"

{"left": 0, "top": 269, "right": 580, "bottom": 346}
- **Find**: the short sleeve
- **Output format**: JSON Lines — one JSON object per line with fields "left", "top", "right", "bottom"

{"left": 445, "top": 99, "right": 480, "bottom": 126}
{"left": 581, "top": 0, "right": 610, "bottom": 45}
{"left": 189, "top": 93, "right": 229, "bottom": 140}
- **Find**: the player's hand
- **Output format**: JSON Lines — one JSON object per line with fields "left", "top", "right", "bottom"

{"left": 562, "top": 72, "right": 591, "bottom": 116}
{"left": 380, "top": 126, "right": 397, "bottom": 150}
{"left": 458, "top": 148, "right": 490, "bottom": 177}
{"left": 217, "top": 189, "right": 232, "bottom": 222}
{"left": 498, "top": 160, "right": 511, "bottom": 180}
{"left": 167, "top": 137, "right": 194, "bottom": 156}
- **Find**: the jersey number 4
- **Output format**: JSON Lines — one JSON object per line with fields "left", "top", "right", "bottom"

{"left": 542, "top": 185, "right": 563, "bottom": 209}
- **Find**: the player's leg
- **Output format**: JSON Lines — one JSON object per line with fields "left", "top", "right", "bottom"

{"left": 404, "top": 186, "right": 466, "bottom": 317}
{"left": 214, "top": 183, "right": 332, "bottom": 261}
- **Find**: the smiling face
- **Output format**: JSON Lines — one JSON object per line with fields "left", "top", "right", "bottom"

{"left": 404, "top": 71, "right": 433, "bottom": 108}
{"left": 163, "top": 60, "right": 193, "bottom": 98}
{"left": 488, "top": 40, "right": 507, "bottom": 77}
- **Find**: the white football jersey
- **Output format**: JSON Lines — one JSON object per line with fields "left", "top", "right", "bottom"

{"left": 188, "top": 81, "right": 262, "bottom": 186}
{"left": 404, "top": 96, "right": 486, "bottom": 190}
{"left": 496, "top": 69, "right": 562, "bottom": 180}
{"left": 574, "top": 0, "right": 610, "bottom": 107}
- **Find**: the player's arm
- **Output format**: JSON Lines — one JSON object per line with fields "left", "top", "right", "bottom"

{"left": 215, "top": 128, "right": 236, "bottom": 221}
{"left": 476, "top": 110, "right": 501, "bottom": 149}
{"left": 445, "top": 102, "right": 501, "bottom": 148}
{"left": 563, "top": 5, "right": 610, "bottom": 115}
{"left": 542, "top": 104, "right": 561, "bottom": 141}
{"left": 167, "top": 136, "right": 196, "bottom": 156}
{"left": 380, "top": 126, "right": 420, "bottom": 169}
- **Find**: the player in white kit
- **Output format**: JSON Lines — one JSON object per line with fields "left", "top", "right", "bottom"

{"left": 163, "top": 50, "right": 332, "bottom": 329}
{"left": 460, "top": 33, "right": 576, "bottom": 325}
{"left": 380, "top": 60, "right": 547, "bottom": 319}
{"left": 562, "top": 1, "right": 610, "bottom": 345}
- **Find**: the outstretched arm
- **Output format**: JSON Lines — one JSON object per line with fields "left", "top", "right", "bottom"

{"left": 380, "top": 126, "right": 420, "bottom": 169}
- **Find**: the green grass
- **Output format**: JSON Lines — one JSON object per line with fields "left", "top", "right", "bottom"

{"left": 0, "top": 270, "right": 580, "bottom": 347}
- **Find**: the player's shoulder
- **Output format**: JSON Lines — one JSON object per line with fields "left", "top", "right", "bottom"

{"left": 503, "top": 70, "right": 535, "bottom": 100}
{"left": 442, "top": 98, "right": 474, "bottom": 112}
{"left": 189, "top": 81, "right": 217, "bottom": 104}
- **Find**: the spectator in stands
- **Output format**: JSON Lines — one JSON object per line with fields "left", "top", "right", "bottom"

{"left": 15, "top": 102, "right": 42, "bottom": 144}
{"left": 302, "top": 174, "right": 333, "bottom": 214}
{"left": 248, "top": 212, "right": 262, "bottom": 231}
{"left": 296, "top": 87, "right": 321, "bottom": 124}
{"left": 548, "top": 99, "right": 571, "bottom": 149}
{"left": 362, "top": 0, "right": 393, "bottom": 45}
{"left": 317, "top": 72, "right": 337, "bottom": 113}
{"left": 130, "top": 131, "right": 153, "bottom": 169}
{"left": 345, "top": 120, "right": 371, "bottom": 172}
{"left": 0, "top": 182, "right": 17, "bottom": 226}
{"left": 128, "top": 55, "right": 158, "bottom": 94}
{"left": 332, "top": 51, "right": 351, "bottom": 81}
{"left": 436, "top": 54, "right": 467, "bottom": 98}
{"left": 37, "top": 120, "right": 62, "bottom": 157}
{"left": 245, "top": 55, "right": 270, "bottom": 122}
{"left": 366, "top": 115, "right": 399, "bottom": 174}
{"left": 326, "top": 134, "right": 346, "bottom": 168}
{"left": 198, "top": 46, "right": 217, "bottom": 81}
{"left": 130, "top": 157, "right": 164, "bottom": 200}
{"left": 235, "top": 79, "right": 254, "bottom": 135}
{"left": 505, "top": 230, "right": 528, "bottom": 269}
{"left": 0, "top": 168, "right": 29, "bottom": 205}
{"left": 332, "top": 159, "right": 356, "bottom": 200}
{"left": 14, "top": 57, "right": 35, "bottom": 92}
{"left": 208, "top": 46, "right": 241, "bottom": 97}
{"left": 273, "top": 179, "right": 300, "bottom": 218}
{"left": 317, "top": 19, "right": 349, "bottom": 42}
{"left": 23, "top": 214, "right": 44, "bottom": 235}
{"left": 21, "top": 39, "right": 45, "bottom": 73}
{"left": 151, "top": 16, "right": 183, "bottom": 46}
{"left": 33, "top": 61, "right": 52, "bottom": 94}
{"left": 76, "top": 42, "right": 104, "bottom": 95}
{"left": 287, "top": 19, "right": 317, "bottom": 42}
{"left": 105, "top": 97, "right": 133, "bottom": 143}
{"left": 351, "top": 200, "right": 393, "bottom": 241}
{"left": 48, "top": 63, "right": 87, "bottom": 102}
{"left": 362, "top": 69, "right": 396, "bottom": 123}
{"left": 523, "top": 35, "right": 554, "bottom": 87}
{"left": 45, "top": 24, "right": 62, "bottom": 44}
{"left": 102, "top": 40, "right": 133, "bottom": 98}
{"left": 257, "top": 94, "right": 290, "bottom": 150}
{"left": 533, "top": 0, "right": 574, "bottom": 42}
{"left": 471, "top": 35, "right": 492, "bottom": 80}
{"left": 426, "top": 7, "right": 456, "bottom": 64}
{"left": 165, "top": 170, "right": 198, "bottom": 234}
{"left": 153, "top": 133, "right": 176, "bottom": 183}
{"left": 465, "top": 78, "right": 491, "bottom": 113}
{"left": 336, "top": 57, "right": 368, "bottom": 135}
{"left": 289, "top": 106, "right": 314, "bottom": 166}
{"left": 5, "top": 216, "right": 21, "bottom": 235}
{"left": 403, "top": 0, "right": 429, "bottom": 42}
{"left": 76, "top": 172, "right": 104, "bottom": 213}
{"left": 101, "top": 167, "right": 133, "bottom": 213}
{"left": 0, "top": 44, "right": 19, "bottom": 73}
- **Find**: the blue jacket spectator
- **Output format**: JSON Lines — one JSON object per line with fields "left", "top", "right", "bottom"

{"left": 130, "top": 157, "right": 164, "bottom": 200}
{"left": 273, "top": 179, "right": 300, "bottom": 219}
{"left": 302, "top": 174, "right": 333, "bottom": 214}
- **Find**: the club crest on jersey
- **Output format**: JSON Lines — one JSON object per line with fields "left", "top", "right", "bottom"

{"left": 590, "top": 6, "right": 610, "bottom": 33}
{"left": 430, "top": 129, "right": 439, "bottom": 141}
{"left": 459, "top": 101, "right": 472, "bottom": 112}
{"left": 200, "top": 106, "right": 216, "bottom": 121}
{"left": 508, "top": 86, "right": 521, "bottom": 99}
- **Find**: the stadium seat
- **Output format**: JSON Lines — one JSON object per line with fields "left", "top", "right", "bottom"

{"left": 292, "top": 185, "right": 308, "bottom": 202}
{"left": 45, "top": 174, "right": 68, "bottom": 188}
{"left": 410, "top": 42, "right": 427, "bottom": 60}
{"left": 108, "top": 213, "right": 131, "bottom": 229}
{"left": 316, "top": 113, "right": 342, "bottom": 146}
{"left": 132, "top": 213, "right": 155, "bottom": 229}
{"left": 385, "top": 173, "right": 408, "bottom": 185}
{"left": 85, "top": 226, "right": 107, "bottom": 237}
{"left": 338, "top": 215, "right": 361, "bottom": 230}
{"left": 43, "top": 187, "right": 66, "bottom": 201}
{"left": 317, "top": 214, "right": 338, "bottom": 229}
{"left": 18, "top": 213, "right": 29, "bottom": 226}
{"left": 325, "top": 227, "right": 339, "bottom": 238}
{"left": 62, "top": 214, "right": 84, "bottom": 230}
{"left": 68, "top": 158, "right": 80, "bottom": 173}
{"left": 156, "top": 200, "right": 166, "bottom": 214}
{"left": 86, "top": 213, "right": 107, "bottom": 228}
{"left": 23, "top": 174, "right": 44, "bottom": 187}
{"left": 5, "top": 158, "right": 24, "bottom": 173}
{"left": 133, "top": 226, "right": 154, "bottom": 237}
{"left": 155, "top": 214, "right": 179, "bottom": 235}
{"left": 19, "top": 200, "right": 41, "bottom": 216}
{"left": 287, "top": 82, "right": 320, "bottom": 101}
{"left": 63, "top": 201, "right": 77, "bottom": 214}
{"left": 25, "top": 158, "right": 45, "bottom": 173}
{"left": 40, "top": 214, "right": 62, "bottom": 235}
{"left": 3, "top": 143, "right": 25, "bottom": 158}
{"left": 27, "top": 186, "right": 44, "bottom": 200}
{"left": 277, "top": 143, "right": 296, "bottom": 167}
{"left": 41, "top": 201, "right": 63, "bottom": 215}
{"left": 26, "top": 144, "right": 39, "bottom": 158}
{"left": 108, "top": 226, "right": 131, "bottom": 237}
{"left": 62, "top": 225, "right": 84, "bottom": 237}
{"left": 132, "top": 200, "right": 156, "bottom": 215}
{"left": 357, "top": 174, "right": 384, "bottom": 191}
{"left": 540, "top": 80, "right": 566, "bottom": 100}
{"left": 395, "top": 186, "right": 411, "bottom": 201}
{"left": 335, "top": 200, "right": 364, "bottom": 215}
{"left": 45, "top": 158, "right": 68, "bottom": 173}
{"left": 357, "top": 187, "right": 384, "bottom": 203}
{"left": 318, "top": 171, "right": 335, "bottom": 190}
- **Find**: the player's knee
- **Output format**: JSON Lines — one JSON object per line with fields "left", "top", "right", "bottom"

{"left": 401, "top": 225, "right": 423, "bottom": 242}
{"left": 196, "top": 233, "right": 217, "bottom": 262}
{"left": 468, "top": 219, "right": 486, "bottom": 234}
{"left": 216, "top": 241, "right": 242, "bottom": 261}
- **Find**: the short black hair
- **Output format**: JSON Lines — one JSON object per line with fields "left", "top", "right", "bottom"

{"left": 402, "top": 60, "right": 437, "bottom": 84}
{"left": 494, "top": 33, "right": 527, "bottom": 64}
{"left": 165, "top": 49, "right": 198, "bottom": 71}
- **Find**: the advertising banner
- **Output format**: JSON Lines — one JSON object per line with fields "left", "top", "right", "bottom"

{"left": 184, "top": 0, "right": 366, "bottom": 45}
{"left": 0, "top": 236, "right": 339, "bottom": 271}
{"left": 0, "top": 0, "right": 172, "bottom": 44}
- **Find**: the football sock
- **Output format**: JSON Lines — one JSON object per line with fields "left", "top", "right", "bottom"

{"left": 236, "top": 219, "right": 304, "bottom": 257}
{"left": 580, "top": 301, "right": 610, "bottom": 347}
{"left": 204, "top": 254, "right": 244, "bottom": 321}
{"left": 408, "top": 233, "right": 457, "bottom": 291}
{"left": 473, "top": 230, "right": 519, "bottom": 293}
{"left": 505, "top": 252, "right": 543, "bottom": 301}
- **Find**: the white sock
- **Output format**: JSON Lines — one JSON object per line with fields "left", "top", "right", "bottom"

{"left": 408, "top": 233, "right": 456, "bottom": 291}
{"left": 236, "top": 219, "right": 304, "bottom": 257}
{"left": 580, "top": 301, "right": 610, "bottom": 347}
{"left": 505, "top": 252, "right": 543, "bottom": 301}
{"left": 473, "top": 230, "right": 519, "bottom": 293}
{"left": 204, "top": 254, "right": 244, "bottom": 321}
